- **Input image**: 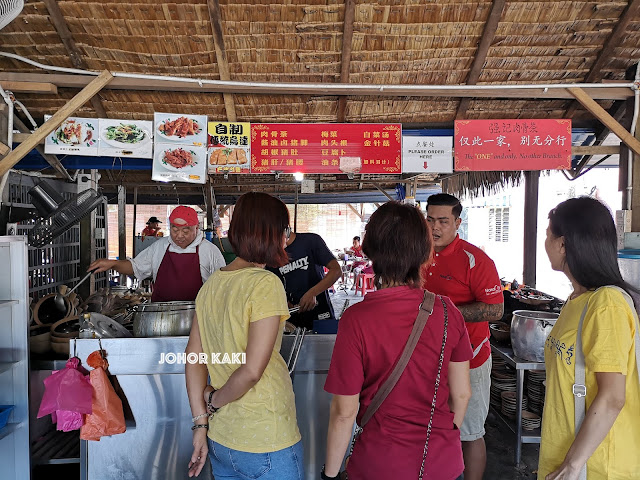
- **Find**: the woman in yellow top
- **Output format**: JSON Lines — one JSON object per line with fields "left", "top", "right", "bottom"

{"left": 185, "top": 192, "right": 303, "bottom": 479}
{"left": 540, "top": 196, "right": 640, "bottom": 480}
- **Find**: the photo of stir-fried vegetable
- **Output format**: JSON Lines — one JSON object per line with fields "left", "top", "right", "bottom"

{"left": 105, "top": 123, "right": 146, "bottom": 144}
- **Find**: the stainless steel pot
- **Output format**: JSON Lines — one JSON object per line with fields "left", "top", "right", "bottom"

{"left": 510, "top": 310, "right": 559, "bottom": 362}
{"left": 132, "top": 301, "right": 195, "bottom": 337}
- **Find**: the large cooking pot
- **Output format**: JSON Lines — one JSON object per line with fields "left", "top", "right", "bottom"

{"left": 132, "top": 301, "right": 195, "bottom": 337}
{"left": 510, "top": 310, "right": 559, "bottom": 362}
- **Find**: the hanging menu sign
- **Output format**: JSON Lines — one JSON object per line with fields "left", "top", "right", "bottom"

{"left": 402, "top": 136, "right": 453, "bottom": 173}
{"left": 454, "top": 119, "right": 572, "bottom": 171}
{"left": 208, "top": 121, "right": 251, "bottom": 174}
{"left": 152, "top": 113, "right": 208, "bottom": 184}
{"left": 98, "top": 119, "right": 153, "bottom": 158}
{"left": 44, "top": 116, "right": 99, "bottom": 156}
{"left": 250, "top": 123, "right": 402, "bottom": 174}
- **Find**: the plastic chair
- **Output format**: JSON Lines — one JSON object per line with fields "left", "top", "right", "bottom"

{"left": 355, "top": 273, "right": 376, "bottom": 296}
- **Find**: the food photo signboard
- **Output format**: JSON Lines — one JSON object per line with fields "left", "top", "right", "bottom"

{"left": 250, "top": 123, "right": 402, "bottom": 174}
{"left": 44, "top": 116, "right": 99, "bottom": 156}
{"left": 152, "top": 113, "right": 208, "bottom": 184}
{"left": 98, "top": 119, "right": 153, "bottom": 158}
{"left": 454, "top": 119, "right": 572, "bottom": 171}
{"left": 207, "top": 121, "right": 251, "bottom": 174}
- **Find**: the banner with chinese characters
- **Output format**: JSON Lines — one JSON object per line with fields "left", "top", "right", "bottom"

{"left": 454, "top": 119, "right": 572, "bottom": 171}
{"left": 250, "top": 123, "right": 402, "bottom": 174}
{"left": 44, "top": 116, "right": 99, "bottom": 156}
{"left": 207, "top": 121, "right": 251, "bottom": 174}
{"left": 402, "top": 136, "right": 453, "bottom": 173}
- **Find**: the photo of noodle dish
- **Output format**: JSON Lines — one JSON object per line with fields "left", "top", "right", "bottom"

{"left": 51, "top": 119, "right": 96, "bottom": 146}
{"left": 157, "top": 116, "right": 202, "bottom": 139}
{"left": 160, "top": 148, "right": 199, "bottom": 171}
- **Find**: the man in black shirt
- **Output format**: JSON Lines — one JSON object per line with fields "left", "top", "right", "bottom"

{"left": 268, "top": 231, "right": 342, "bottom": 331}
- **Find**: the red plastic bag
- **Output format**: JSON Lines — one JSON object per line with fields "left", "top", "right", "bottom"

{"left": 37, "top": 357, "right": 92, "bottom": 418}
{"left": 80, "top": 350, "right": 126, "bottom": 441}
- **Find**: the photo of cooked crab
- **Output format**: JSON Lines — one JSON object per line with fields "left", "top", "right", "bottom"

{"left": 160, "top": 147, "right": 199, "bottom": 171}
{"left": 50, "top": 119, "right": 96, "bottom": 146}
{"left": 157, "top": 116, "right": 202, "bottom": 139}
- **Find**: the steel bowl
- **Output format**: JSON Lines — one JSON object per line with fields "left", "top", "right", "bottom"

{"left": 132, "top": 301, "right": 195, "bottom": 337}
{"left": 510, "top": 310, "right": 559, "bottom": 362}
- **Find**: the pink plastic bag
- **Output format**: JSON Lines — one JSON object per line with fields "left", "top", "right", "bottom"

{"left": 54, "top": 410, "right": 85, "bottom": 432}
{"left": 38, "top": 357, "right": 92, "bottom": 418}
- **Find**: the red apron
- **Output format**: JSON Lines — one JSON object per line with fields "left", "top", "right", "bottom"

{"left": 151, "top": 245, "right": 203, "bottom": 302}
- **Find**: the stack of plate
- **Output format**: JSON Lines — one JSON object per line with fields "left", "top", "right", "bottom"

{"left": 501, "top": 391, "right": 528, "bottom": 420}
{"left": 490, "top": 368, "right": 516, "bottom": 409}
{"left": 492, "top": 357, "right": 507, "bottom": 371}
{"left": 521, "top": 410, "right": 542, "bottom": 431}
{"left": 527, "top": 371, "right": 546, "bottom": 414}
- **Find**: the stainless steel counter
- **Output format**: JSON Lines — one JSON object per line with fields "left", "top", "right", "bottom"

{"left": 75, "top": 334, "right": 336, "bottom": 480}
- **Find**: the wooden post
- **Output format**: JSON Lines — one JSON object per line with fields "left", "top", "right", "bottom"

{"left": 118, "top": 185, "right": 127, "bottom": 285}
{"left": 523, "top": 171, "right": 540, "bottom": 287}
{"left": 0, "top": 70, "right": 112, "bottom": 176}
{"left": 132, "top": 187, "right": 138, "bottom": 255}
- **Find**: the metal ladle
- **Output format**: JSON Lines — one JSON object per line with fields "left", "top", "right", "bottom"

{"left": 54, "top": 269, "right": 97, "bottom": 312}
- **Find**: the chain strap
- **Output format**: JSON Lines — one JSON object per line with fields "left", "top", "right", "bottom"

{"left": 418, "top": 297, "right": 448, "bottom": 480}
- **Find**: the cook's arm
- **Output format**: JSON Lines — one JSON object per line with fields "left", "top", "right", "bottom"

{"left": 324, "top": 394, "right": 359, "bottom": 477}
{"left": 546, "top": 371, "right": 626, "bottom": 479}
{"left": 206, "top": 315, "right": 280, "bottom": 409}
{"left": 299, "top": 259, "right": 342, "bottom": 312}
{"left": 88, "top": 258, "right": 134, "bottom": 275}
{"left": 456, "top": 301, "right": 503, "bottom": 323}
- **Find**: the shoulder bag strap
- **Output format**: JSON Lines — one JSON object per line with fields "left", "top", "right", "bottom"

{"left": 418, "top": 296, "right": 449, "bottom": 480}
{"left": 359, "top": 290, "right": 437, "bottom": 428}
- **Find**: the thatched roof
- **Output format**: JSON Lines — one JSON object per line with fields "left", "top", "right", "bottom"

{"left": 1, "top": 0, "right": 639, "bottom": 200}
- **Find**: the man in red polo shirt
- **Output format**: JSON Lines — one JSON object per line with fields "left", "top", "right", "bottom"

{"left": 423, "top": 193, "right": 504, "bottom": 480}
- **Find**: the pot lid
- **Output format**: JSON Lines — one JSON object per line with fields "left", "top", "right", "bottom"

{"left": 82, "top": 313, "right": 132, "bottom": 338}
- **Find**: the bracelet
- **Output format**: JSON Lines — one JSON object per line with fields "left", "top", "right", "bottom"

{"left": 207, "top": 388, "right": 220, "bottom": 414}
{"left": 191, "top": 423, "right": 209, "bottom": 431}
{"left": 192, "top": 413, "right": 208, "bottom": 422}
{"left": 321, "top": 465, "right": 339, "bottom": 480}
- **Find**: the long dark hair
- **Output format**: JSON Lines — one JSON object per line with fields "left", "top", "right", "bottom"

{"left": 362, "top": 202, "right": 432, "bottom": 288}
{"left": 548, "top": 196, "right": 639, "bottom": 309}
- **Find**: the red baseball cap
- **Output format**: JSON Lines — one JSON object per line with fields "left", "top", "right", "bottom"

{"left": 169, "top": 206, "right": 199, "bottom": 226}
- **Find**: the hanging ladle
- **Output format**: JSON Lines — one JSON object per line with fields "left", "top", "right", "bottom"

{"left": 54, "top": 268, "right": 97, "bottom": 312}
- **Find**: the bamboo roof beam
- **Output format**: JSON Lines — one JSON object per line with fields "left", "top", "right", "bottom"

{"left": 0, "top": 81, "right": 57, "bottom": 94}
{"left": 568, "top": 87, "right": 640, "bottom": 157}
{"left": 456, "top": 0, "right": 506, "bottom": 120}
{"left": 0, "top": 70, "right": 112, "bottom": 177}
{"left": 207, "top": 0, "right": 237, "bottom": 122}
{"left": 42, "top": 0, "right": 107, "bottom": 118}
{"left": 337, "top": 0, "right": 356, "bottom": 123}
{"left": 565, "top": 0, "right": 640, "bottom": 118}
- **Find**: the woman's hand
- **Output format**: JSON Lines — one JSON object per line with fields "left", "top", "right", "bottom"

{"left": 545, "top": 462, "right": 582, "bottom": 480}
{"left": 188, "top": 429, "right": 208, "bottom": 478}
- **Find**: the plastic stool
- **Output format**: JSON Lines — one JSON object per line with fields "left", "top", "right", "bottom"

{"left": 355, "top": 273, "right": 376, "bottom": 296}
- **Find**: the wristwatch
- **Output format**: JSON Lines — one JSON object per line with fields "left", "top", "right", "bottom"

{"left": 321, "top": 465, "right": 339, "bottom": 480}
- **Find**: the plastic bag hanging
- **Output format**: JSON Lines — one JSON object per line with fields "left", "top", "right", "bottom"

{"left": 80, "top": 349, "right": 126, "bottom": 441}
{"left": 37, "top": 356, "right": 92, "bottom": 431}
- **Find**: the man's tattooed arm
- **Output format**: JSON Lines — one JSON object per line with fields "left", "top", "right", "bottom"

{"left": 456, "top": 302, "right": 504, "bottom": 323}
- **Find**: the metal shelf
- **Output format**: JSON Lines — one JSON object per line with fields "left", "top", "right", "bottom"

{"left": 0, "top": 361, "right": 20, "bottom": 375}
{"left": 31, "top": 429, "right": 80, "bottom": 465}
{"left": 0, "top": 300, "right": 18, "bottom": 308}
{"left": 490, "top": 405, "right": 541, "bottom": 443}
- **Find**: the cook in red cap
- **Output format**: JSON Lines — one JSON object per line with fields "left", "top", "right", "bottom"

{"left": 169, "top": 205, "right": 199, "bottom": 227}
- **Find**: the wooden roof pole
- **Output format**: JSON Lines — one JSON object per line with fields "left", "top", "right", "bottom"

{"left": 207, "top": 0, "right": 237, "bottom": 122}
{"left": 565, "top": 0, "right": 640, "bottom": 118}
{"left": 455, "top": 0, "right": 506, "bottom": 120}
{"left": 42, "top": 0, "right": 107, "bottom": 118}
{"left": 337, "top": 0, "right": 356, "bottom": 123}
{"left": 567, "top": 87, "right": 640, "bottom": 157}
{"left": 0, "top": 70, "right": 113, "bottom": 177}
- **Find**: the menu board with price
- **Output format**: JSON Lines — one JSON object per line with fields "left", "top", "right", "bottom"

{"left": 454, "top": 119, "right": 572, "bottom": 171}
{"left": 250, "top": 123, "right": 402, "bottom": 174}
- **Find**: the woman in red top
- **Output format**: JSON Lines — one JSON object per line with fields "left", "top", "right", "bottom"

{"left": 323, "top": 202, "right": 473, "bottom": 480}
